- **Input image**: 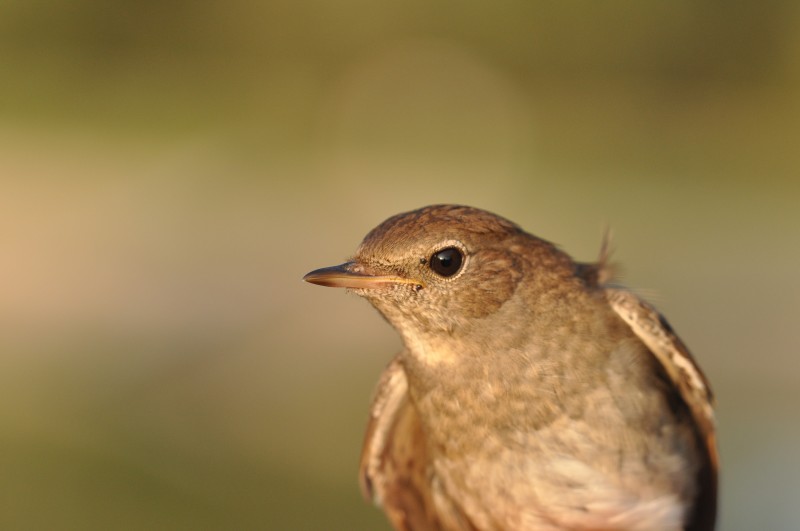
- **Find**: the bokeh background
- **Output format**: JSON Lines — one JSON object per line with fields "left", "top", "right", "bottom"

{"left": 2, "top": 1, "right": 799, "bottom": 529}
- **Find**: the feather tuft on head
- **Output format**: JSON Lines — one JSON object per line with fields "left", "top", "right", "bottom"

{"left": 576, "top": 227, "right": 618, "bottom": 287}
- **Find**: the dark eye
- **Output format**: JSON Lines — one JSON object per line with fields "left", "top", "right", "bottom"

{"left": 429, "top": 247, "right": 464, "bottom": 277}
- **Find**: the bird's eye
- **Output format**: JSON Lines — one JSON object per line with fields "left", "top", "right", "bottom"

{"left": 429, "top": 247, "right": 464, "bottom": 278}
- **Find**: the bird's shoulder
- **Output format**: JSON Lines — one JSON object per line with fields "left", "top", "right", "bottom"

{"left": 604, "top": 287, "right": 718, "bottom": 531}
{"left": 359, "top": 355, "right": 438, "bottom": 530}
{"left": 359, "top": 355, "right": 476, "bottom": 531}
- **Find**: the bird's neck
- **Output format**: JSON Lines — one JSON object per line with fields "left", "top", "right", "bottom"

{"left": 398, "top": 287, "right": 631, "bottom": 456}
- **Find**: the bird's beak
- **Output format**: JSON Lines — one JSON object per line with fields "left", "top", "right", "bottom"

{"left": 303, "top": 261, "right": 423, "bottom": 289}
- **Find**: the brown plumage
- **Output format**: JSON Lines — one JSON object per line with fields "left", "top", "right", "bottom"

{"left": 304, "top": 205, "right": 717, "bottom": 531}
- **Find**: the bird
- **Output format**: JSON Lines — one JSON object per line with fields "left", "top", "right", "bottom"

{"left": 303, "top": 204, "right": 717, "bottom": 531}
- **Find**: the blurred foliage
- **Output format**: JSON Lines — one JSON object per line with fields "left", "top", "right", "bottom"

{"left": 0, "top": 1, "right": 799, "bottom": 529}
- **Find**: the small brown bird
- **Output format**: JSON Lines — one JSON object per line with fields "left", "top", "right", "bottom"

{"left": 304, "top": 205, "right": 717, "bottom": 531}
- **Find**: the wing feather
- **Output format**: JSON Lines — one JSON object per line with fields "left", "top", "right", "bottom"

{"left": 359, "top": 356, "right": 444, "bottom": 531}
{"left": 606, "top": 288, "right": 718, "bottom": 531}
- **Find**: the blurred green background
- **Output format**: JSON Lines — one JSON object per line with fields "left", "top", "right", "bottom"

{"left": 1, "top": 1, "right": 798, "bottom": 529}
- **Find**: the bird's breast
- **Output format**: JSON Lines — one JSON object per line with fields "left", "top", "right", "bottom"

{"left": 399, "top": 334, "right": 700, "bottom": 530}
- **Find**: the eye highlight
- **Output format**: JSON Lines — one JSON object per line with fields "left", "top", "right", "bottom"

{"left": 429, "top": 247, "right": 464, "bottom": 278}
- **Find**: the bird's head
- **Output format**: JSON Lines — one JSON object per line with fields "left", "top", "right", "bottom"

{"left": 304, "top": 205, "right": 572, "bottom": 341}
